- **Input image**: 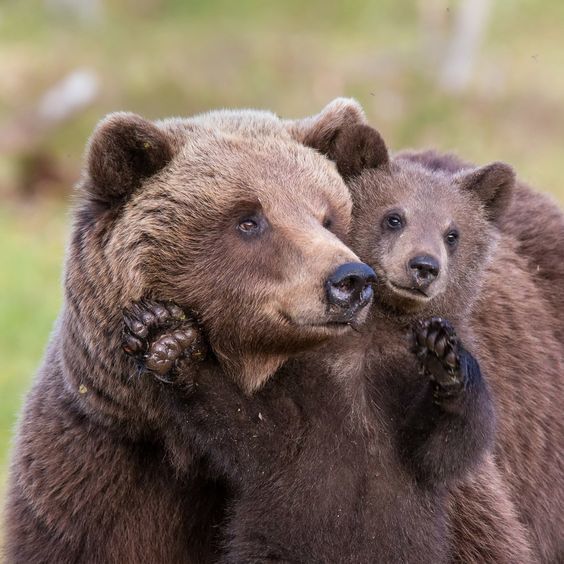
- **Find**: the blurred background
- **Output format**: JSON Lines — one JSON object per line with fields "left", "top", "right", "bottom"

{"left": 1, "top": 0, "right": 563, "bottom": 515}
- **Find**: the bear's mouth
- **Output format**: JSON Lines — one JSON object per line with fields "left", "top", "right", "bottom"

{"left": 386, "top": 281, "right": 431, "bottom": 301}
{"left": 290, "top": 318, "right": 353, "bottom": 332}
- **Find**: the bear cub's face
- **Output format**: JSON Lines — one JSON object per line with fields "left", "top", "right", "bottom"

{"left": 335, "top": 126, "right": 515, "bottom": 319}
{"left": 77, "top": 112, "right": 375, "bottom": 391}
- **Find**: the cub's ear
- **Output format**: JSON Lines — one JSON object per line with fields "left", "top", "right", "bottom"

{"left": 288, "top": 98, "right": 388, "bottom": 178}
{"left": 84, "top": 112, "right": 173, "bottom": 206}
{"left": 457, "top": 162, "right": 515, "bottom": 223}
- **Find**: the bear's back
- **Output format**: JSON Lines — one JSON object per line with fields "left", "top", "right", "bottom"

{"left": 470, "top": 237, "right": 564, "bottom": 561}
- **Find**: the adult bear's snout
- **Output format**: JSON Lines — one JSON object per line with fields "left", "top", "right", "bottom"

{"left": 325, "top": 262, "right": 376, "bottom": 313}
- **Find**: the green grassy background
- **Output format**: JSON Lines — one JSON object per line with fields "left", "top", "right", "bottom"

{"left": 1, "top": 0, "right": 563, "bottom": 523}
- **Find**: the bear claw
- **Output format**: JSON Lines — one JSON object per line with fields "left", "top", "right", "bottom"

{"left": 413, "top": 317, "right": 465, "bottom": 398}
{"left": 122, "top": 299, "right": 206, "bottom": 381}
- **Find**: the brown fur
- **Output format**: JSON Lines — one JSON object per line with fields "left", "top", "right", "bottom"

{"left": 129, "top": 111, "right": 511, "bottom": 562}
{"left": 120, "top": 270, "right": 495, "bottom": 561}
{"left": 296, "top": 114, "right": 564, "bottom": 561}
{"left": 397, "top": 147, "right": 564, "bottom": 341}
{"left": 208, "top": 105, "right": 560, "bottom": 561}
{"left": 4, "top": 108, "right": 372, "bottom": 562}
{"left": 6, "top": 99, "right": 563, "bottom": 563}
{"left": 448, "top": 454, "right": 537, "bottom": 563}
{"left": 114, "top": 105, "right": 517, "bottom": 563}
{"left": 395, "top": 147, "right": 564, "bottom": 562}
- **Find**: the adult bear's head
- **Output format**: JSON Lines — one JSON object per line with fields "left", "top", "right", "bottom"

{"left": 71, "top": 110, "right": 375, "bottom": 392}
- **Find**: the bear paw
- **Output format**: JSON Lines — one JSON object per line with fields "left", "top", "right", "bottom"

{"left": 122, "top": 299, "right": 207, "bottom": 382}
{"left": 413, "top": 317, "right": 465, "bottom": 399}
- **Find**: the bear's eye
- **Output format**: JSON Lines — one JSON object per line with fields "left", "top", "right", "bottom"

{"left": 238, "top": 219, "right": 258, "bottom": 232}
{"left": 237, "top": 213, "right": 268, "bottom": 237}
{"left": 384, "top": 213, "right": 403, "bottom": 230}
{"left": 445, "top": 230, "right": 459, "bottom": 247}
{"left": 323, "top": 217, "right": 333, "bottom": 230}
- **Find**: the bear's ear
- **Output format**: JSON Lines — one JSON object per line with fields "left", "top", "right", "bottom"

{"left": 84, "top": 112, "right": 174, "bottom": 206}
{"left": 457, "top": 162, "right": 515, "bottom": 223}
{"left": 293, "top": 97, "right": 367, "bottom": 148}
{"left": 289, "top": 98, "right": 388, "bottom": 178}
{"left": 327, "top": 124, "right": 389, "bottom": 179}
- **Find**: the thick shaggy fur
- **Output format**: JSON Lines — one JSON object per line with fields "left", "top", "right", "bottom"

{"left": 120, "top": 111, "right": 525, "bottom": 562}
{"left": 5, "top": 99, "right": 563, "bottom": 563}
{"left": 155, "top": 331, "right": 493, "bottom": 564}
{"left": 165, "top": 117, "right": 562, "bottom": 562}
{"left": 4, "top": 107, "right": 370, "bottom": 563}
{"left": 197, "top": 132, "right": 534, "bottom": 563}
{"left": 398, "top": 147, "right": 564, "bottom": 343}
{"left": 396, "top": 148, "right": 564, "bottom": 562}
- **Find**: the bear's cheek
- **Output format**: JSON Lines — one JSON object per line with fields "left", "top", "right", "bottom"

{"left": 374, "top": 237, "right": 409, "bottom": 284}
{"left": 443, "top": 237, "right": 492, "bottom": 306}
{"left": 170, "top": 234, "right": 285, "bottom": 326}
{"left": 221, "top": 230, "right": 318, "bottom": 320}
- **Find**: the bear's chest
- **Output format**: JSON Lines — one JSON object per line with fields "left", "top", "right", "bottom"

{"left": 228, "top": 395, "right": 449, "bottom": 564}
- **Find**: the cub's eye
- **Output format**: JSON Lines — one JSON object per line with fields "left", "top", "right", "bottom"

{"left": 238, "top": 219, "right": 258, "bottom": 232}
{"left": 445, "top": 230, "right": 459, "bottom": 246}
{"left": 323, "top": 217, "right": 333, "bottom": 230}
{"left": 384, "top": 213, "right": 403, "bottom": 230}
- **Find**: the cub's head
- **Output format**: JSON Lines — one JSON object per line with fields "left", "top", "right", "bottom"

{"left": 74, "top": 111, "right": 376, "bottom": 391}
{"left": 335, "top": 128, "right": 515, "bottom": 318}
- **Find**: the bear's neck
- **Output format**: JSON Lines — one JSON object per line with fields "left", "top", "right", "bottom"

{"left": 57, "top": 227, "right": 157, "bottom": 434}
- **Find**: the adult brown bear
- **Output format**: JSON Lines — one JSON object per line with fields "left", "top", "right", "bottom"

{"left": 3, "top": 108, "right": 377, "bottom": 563}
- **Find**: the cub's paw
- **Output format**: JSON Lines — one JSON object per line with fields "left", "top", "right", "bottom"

{"left": 122, "top": 299, "right": 206, "bottom": 382}
{"left": 413, "top": 317, "right": 465, "bottom": 398}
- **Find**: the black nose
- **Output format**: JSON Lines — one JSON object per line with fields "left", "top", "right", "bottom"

{"left": 408, "top": 255, "right": 440, "bottom": 288}
{"left": 326, "top": 262, "right": 377, "bottom": 310}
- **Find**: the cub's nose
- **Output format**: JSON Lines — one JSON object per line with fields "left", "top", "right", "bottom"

{"left": 408, "top": 255, "right": 440, "bottom": 289}
{"left": 326, "top": 262, "right": 376, "bottom": 311}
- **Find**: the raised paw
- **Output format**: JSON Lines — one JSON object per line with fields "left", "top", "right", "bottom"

{"left": 413, "top": 317, "right": 465, "bottom": 397}
{"left": 123, "top": 299, "right": 186, "bottom": 355}
{"left": 122, "top": 299, "right": 206, "bottom": 381}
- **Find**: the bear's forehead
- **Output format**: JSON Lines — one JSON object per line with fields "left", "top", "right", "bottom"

{"left": 137, "top": 130, "right": 351, "bottom": 220}
{"left": 185, "top": 109, "right": 290, "bottom": 139}
{"left": 358, "top": 166, "right": 484, "bottom": 226}
{"left": 170, "top": 135, "right": 347, "bottom": 198}
{"left": 398, "top": 170, "right": 485, "bottom": 222}
{"left": 157, "top": 110, "right": 291, "bottom": 146}
{"left": 159, "top": 115, "right": 346, "bottom": 190}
